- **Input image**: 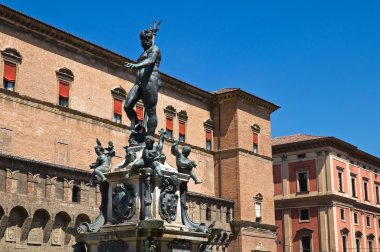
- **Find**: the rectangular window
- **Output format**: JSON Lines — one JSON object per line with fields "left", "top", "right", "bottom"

{"left": 205, "top": 130, "right": 212, "bottom": 150}
{"left": 255, "top": 202, "right": 262, "bottom": 222}
{"left": 166, "top": 117, "right": 173, "bottom": 140}
{"left": 376, "top": 184, "right": 379, "bottom": 204}
{"left": 301, "top": 236, "right": 311, "bottom": 252}
{"left": 351, "top": 176, "right": 356, "bottom": 197}
{"left": 3, "top": 61, "right": 16, "bottom": 91}
{"left": 354, "top": 212, "right": 358, "bottom": 224}
{"left": 356, "top": 238, "right": 360, "bottom": 252}
{"left": 299, "top": 209, "right": 310, "bottom": 222}
{"left": 341, "top": 208, "right": 345, "bottom": 221}
{"left": 366, "top": 215, "right": 371, "bottom": 227}
{"left": 113, "top": 99, "right": 122, "bottom": 123}
{"left": 136, "top": 105, "right": 144, "bottom": 122}
{"left": 342, "top": 235, "right": 347, "bottom": 252}
{"left": 58, "top": 80, "right": 69, "bottom": 107}
{"left": 364, "top": 180, "right": 369, "bottom": 201}
{"left": 253, "top": 133, "right": 258, "bottom": 154}
{"left": 338, "top": 170, "right": 344, "bottom": 192}
{"left": 378, "top": 218, "right": 380, "bottom": 229}
{"left": 179, "top": 121, "right": 186, "bottom": 142}
{"left": 297, "top": 171, "right": 308, "bottom": 192}
{"left": 369, "top": 240, "right": 373, "bottom": 252}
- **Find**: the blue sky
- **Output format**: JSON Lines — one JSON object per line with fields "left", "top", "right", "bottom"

{"left": 2, "top": 1, "right": 380, "bottom": 156}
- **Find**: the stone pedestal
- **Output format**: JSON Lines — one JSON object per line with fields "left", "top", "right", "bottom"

{"left": 74, "top": 165, "right": 209, "bottom": 252}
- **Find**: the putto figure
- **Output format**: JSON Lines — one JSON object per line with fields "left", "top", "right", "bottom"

{"left": 124, "top": 20, "right": 162, "bottom": 136}
{"left": 88, "top": 139, "right": 115, "bottom": 186}
{"left": 171, "top": 139, "right": 202, "bottom": 184}
{"left": 130, "top": 129, "right": 166, "bottom": 176}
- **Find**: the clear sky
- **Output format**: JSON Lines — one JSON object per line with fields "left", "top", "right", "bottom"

{"left": 2, "top": 1, "right": 380, "bottom": 156}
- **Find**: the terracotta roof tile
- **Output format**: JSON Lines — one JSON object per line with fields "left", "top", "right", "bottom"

{"left": 272, "top": 134, "right": 325, "bottom": 146}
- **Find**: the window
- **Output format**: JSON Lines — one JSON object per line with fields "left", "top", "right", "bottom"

{"left": 366, "top": 215, "right": 371, "bottom": 227}
{"left": 113, "top": 99, "right": 122, "bottom": 123}
{"left": 364, "top": 180, "right": 369, "bottom": 201}
{"left": 3, "top": 61, "right": 16, "bottom": 91}
{"left": 166, "top": 117, "right": 173, "bottom": 140}
{"left": 299, "top": 209, "right": 310, "bottom": 222}
{"left": 351, "top": 175, "right": 357, "bottom": 197}
{"left": 342, "top": 235, "right": 347, "bottom": 252}
{"left": 58, "top": 80, "right": 69, "bottom": 107}
{"left": 72, "top": 185, "right": 80, "bottom": 202}
{"left": 376, "top": 184, "right": 380, "bottom": 204}
{"left": 301, "top": 236, "right": 311, "bottom": 252}
{"left": 179, "top": 120, "right": 186, "bottom": 142}
{"left": 2, "top": 48, "right": 22, "bottom": 91}
{"left": 297, "top": 171, "right": 309, "bottom": 192}
{"left": 253, "top": 132, "right": 259, "bottom": 154}
{"left": 341, "top": 208, "right": 345, "bottom": 221}
{"left": 354, "top": 212, "right": 358, "bottom": 224}
{"left": 378, "top": 218, "right": 380, "bottom": 229}
{"left": 206, "top": 206, "right": 211, "bottom": 221}
{"left": 369, "top": 240, "right": 373, "bottom": 252}
{"left": 255, "top": 202, "right": 262, "bottom": 222}
{"left": 205, "top": 130, "right": 212, "bottom": 150}
{"left": 136, "top": 104, "right": 144, "bottom": 123}
{"left": 355, "top": 238, "right": 360, "bottom": 252}
{"left": 226, "top": 208, "right": 231, "bottom": 223}
{"left": 337, "top": 169, "right": 344, "bottom": 192}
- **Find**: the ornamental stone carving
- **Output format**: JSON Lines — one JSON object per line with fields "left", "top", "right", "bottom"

{"left": 112, "top": 183, "right": 135, "bottom": 222}
{"left": 159, "top": 175, "right": 179, "bottom": 223}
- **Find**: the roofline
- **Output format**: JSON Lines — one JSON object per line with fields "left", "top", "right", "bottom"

{"left": 215, "top": 88, "right": 280, "bottom": 113}
{"left": 0, "top": 4, "right": 279, "bottom": 110}
{"left": 273, "top": 136, "right": 380, "bottom": 168}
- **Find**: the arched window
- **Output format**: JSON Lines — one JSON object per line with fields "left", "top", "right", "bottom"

{"left": 2, "top": 48, "right": 22, "bottom": 91}
{"left": 206, "top": 206, "right": 212, "bottom": 221}
{"left": 72, "top": 185, "right": 81, "bottom": 203}
{"left": 56, "top": 68, "right": 74, "bottom": 107}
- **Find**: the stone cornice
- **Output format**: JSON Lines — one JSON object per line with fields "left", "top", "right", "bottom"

{"left": 186, "top": 191, "right": 235, "bottom": 206}
{"left": 273, "top": 137, "right": 380, "bottom": 169}
{"left": 215, "top": 89, "right": 280, "bottom": 113}
{"left": 215, "top": 148, "right": 273, "bottom": 162}
{"left": 275, "top": 193, "right": 380, "bottom": 214}
{"left": 0, "top": 152, "right": 91, "bottom": 181}
{"left": 230, "top": 220, "right": 277, "bottom": 233}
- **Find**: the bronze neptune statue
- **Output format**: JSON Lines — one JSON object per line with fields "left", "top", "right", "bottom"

{"left": 124, "top": 20, "right": 162, "bottom": 137}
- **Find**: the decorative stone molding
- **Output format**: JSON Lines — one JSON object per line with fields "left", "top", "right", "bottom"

{"left": 80, "top": 182, "right": 89, "bottom": 191}
{"left": 252, "top": 242, "right": 270, "bottom": 252}
{"left": 56, "top": 67, "right": 74, "bottom": 82}
{"left": 63, "top": 179, "right": 74, "bottom": 188}
{"left": 46, "top": 176, "right": 57, "bottom": 186}
{"left": 6, "top": 168, "right": 19, "bottom": 179}
{"left": 203, "top": 119, "right": 214, "bottom": 130}
{"left": 1, "top": 47, "right": 22, "bottom": 63}
{"left": 177, "top": 110, "right": 188, "bottom": 121}
{"left": 164, "top": 105, "right": 176, "bottom": 118}
{"left": 251, "top": 124, "right": 261, "bottom": 133}
{"left": 27, "top": 173, "right": 41, "bottom": 183}
{"left": 168, "top": 239, "right": 192, "bottom": 250}
{"left": 111, "top": 87, "right": 127, "bottom": 101}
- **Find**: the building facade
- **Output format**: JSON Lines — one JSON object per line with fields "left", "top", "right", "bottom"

{"left": 0, "top": 4, "right": 279, "bottom": 251}
{"left": 273, "top": 134, "right": 380, "bottom": 252}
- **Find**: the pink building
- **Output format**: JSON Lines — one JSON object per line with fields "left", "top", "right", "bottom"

{"left": 273, "top": 134, "right": 380, "bottom": 252}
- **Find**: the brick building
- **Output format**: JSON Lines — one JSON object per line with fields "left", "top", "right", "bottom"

{"left": 0, "top": 4, "right": 279, "bottom": 251}
{"left": 273, "top": 134, "right": 380, "bottom": 252}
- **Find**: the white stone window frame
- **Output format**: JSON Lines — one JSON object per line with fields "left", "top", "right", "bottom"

{"left": 254, "top": 193, "right": 263, "bottom": 222}
{"left": 299, "top": 208, "right": 310, "bottom": 223}
{"left": 350, "top": 173, "right": 357, "bottom": 198}
{"left": 296, "top": 169, "right": 309, "bottom": 193}
{"left": 353, "top": 212, "right": 359, "bottom": 226}
{"left": 337, "top": 167, "right": 344, "bottom": 193}
{"left": 111, "top": 87, "right": 127, "bottom": 124}
{"left": 340, "top": 208, "right": 346, "bottom": 222}
{"left": 366, "top": 215, "right": 371, "bottom": 227}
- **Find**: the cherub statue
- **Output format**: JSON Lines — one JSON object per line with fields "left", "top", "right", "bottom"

{"left": 130, "top": 129, "right": 166, "bottom": 176}
{"left": 171, "top": 139, "right": 202, "bottom": 184}
{"left": 88, "top": 139, "right": 115, "bottom": 186}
